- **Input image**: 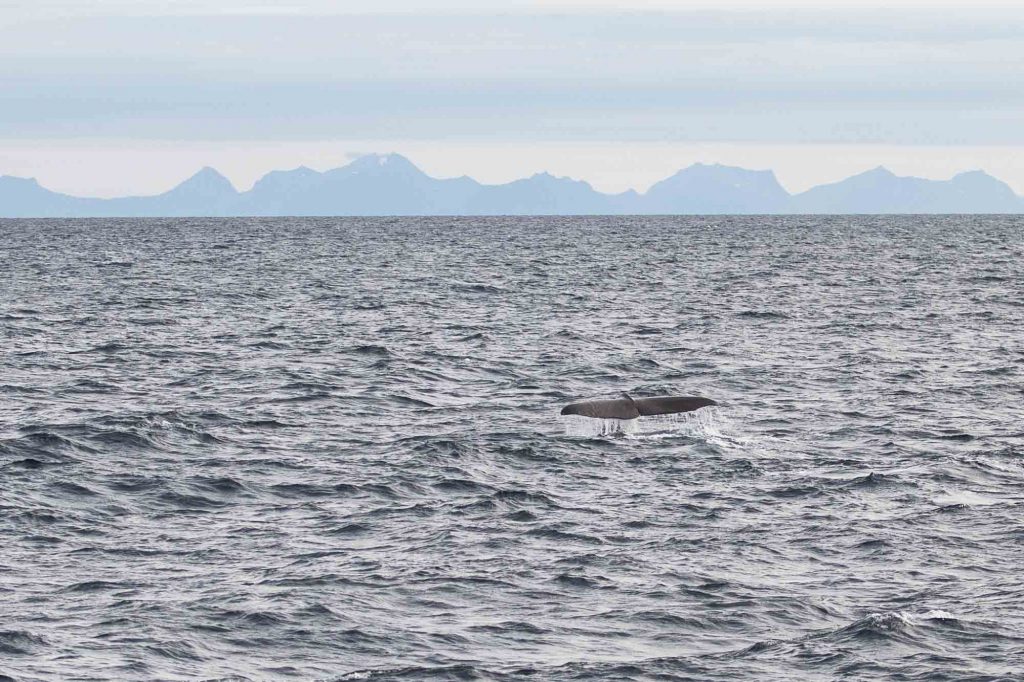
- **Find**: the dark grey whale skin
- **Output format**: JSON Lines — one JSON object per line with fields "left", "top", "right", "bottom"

{"left": 560, "top": 396, "right": 716, "bottom": 420}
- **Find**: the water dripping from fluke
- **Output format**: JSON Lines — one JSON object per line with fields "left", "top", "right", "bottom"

{"left": 560, "top": 394, "right": 716, "bottom": 420}
{"left": 559, "top": 394, "right": 721, "bottom": 439}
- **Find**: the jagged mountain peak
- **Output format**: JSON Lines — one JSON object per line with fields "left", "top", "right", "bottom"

{"left": 793, "top": 165, "right": 1023, "bottom": 213}
{"left": 0, "top": 175, "right": 41, "bottom": 187}
{"left": 342, "top": 153, "right": 421, "bottom": 175}
{"left": 521, "top": 171, "right": 592, "bottom": 187}
{"left": 167, "top": 166, "right": 237, "bottom": 196}
{"left": 952, "top": 169, "right": 1001, "bottom": 184}
{"left": 644, "top": 162, "right": 790, "bottom": 213}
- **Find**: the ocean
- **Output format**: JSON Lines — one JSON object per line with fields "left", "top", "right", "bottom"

{"left": 1, "top": 216, "right": 1022, "bottom": 681}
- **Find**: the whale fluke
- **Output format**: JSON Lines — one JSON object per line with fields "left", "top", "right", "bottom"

{"left": 560, "top": 395, "right": 716, "bottom": 420}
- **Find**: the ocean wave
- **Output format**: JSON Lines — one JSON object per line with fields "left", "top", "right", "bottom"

{"left": 3, "top": 216, "right": 1023, "bottom": 681}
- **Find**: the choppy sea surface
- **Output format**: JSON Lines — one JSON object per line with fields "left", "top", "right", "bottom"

{"left": 1, "top": 216, "right": 1023, "bottom": 681}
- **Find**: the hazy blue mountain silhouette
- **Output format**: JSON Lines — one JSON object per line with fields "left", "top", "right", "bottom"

{"left": 0, "top": 166, "right": 238, "bottom": 217}
{"left": 793, "top": 166, "right": 1022, "bottom": 214}
{"left": 147, "top": 167, "right": 238, "bottom": 215}
{"left": 2, "top": 154, "right": 1021, "bottom": 216}
{"left": 643, "top": 163, "right": 791, "bottom": 214}
{"left": 240, "top": 154, "right": 480, "bottom": 215}
{"left": 0, "top": 176, "right": 81, "bottom": 217}
{"left": 465, "top": 172, "right": 616, "bottom": 215}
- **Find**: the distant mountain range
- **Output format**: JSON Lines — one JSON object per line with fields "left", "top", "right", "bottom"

{"left": 2, "top": 154, "right": 1022, "bottom": 217}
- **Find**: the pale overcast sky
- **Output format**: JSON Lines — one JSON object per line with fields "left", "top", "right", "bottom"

{"left": 1, "top": 1, "right": 1022, "bottom": 196}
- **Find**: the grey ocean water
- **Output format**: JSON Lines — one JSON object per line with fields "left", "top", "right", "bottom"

{"left": 1, "top": 216, "right": 1023, "bottom": 681}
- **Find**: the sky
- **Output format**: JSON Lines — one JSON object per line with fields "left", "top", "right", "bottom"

{"left": 1, "top": 0, "right": 1022, "bottom": 196}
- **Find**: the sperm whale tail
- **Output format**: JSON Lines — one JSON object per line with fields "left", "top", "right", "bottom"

{"left": 560, "top": 395, "right": 716, "bottom": 420}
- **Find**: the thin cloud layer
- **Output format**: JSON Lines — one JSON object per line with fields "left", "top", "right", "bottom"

{"left": 2, "top": 10, "right": 1022, "bottom": 143}
{"left": 1, "top": 4, "right": 1022, "bottom": 193}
